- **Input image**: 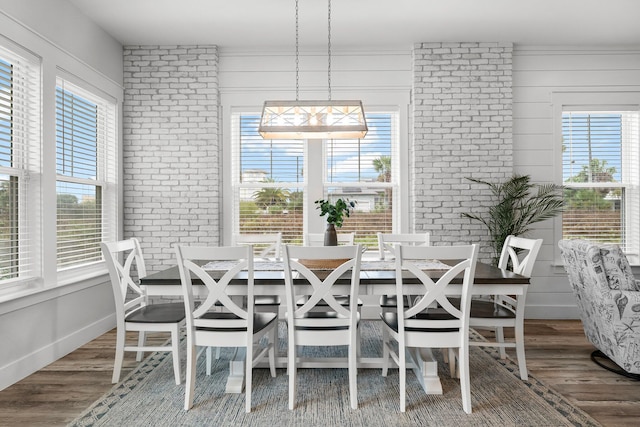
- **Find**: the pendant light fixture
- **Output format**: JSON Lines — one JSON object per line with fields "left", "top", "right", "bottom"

{"left": 258, "top": 0, "right": 368, "bottom": 140}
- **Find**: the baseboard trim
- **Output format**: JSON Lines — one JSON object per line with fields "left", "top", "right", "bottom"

{"left": 0, "top": 313, "right": 115, "bottom": 391}
{"left": 525, "top": 305, "right": 581, "bottom": 319}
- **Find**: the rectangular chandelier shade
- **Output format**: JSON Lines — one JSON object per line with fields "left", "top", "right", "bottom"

{"left": 258, "top": 100, "right": 368, "bottom": 139}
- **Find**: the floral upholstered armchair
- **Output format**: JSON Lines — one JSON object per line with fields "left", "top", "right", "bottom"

{"left": 558, "top": 239, "right": 640, "bottom": 375}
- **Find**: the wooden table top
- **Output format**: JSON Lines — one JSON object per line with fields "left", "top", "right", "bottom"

{"left": 140, "top": 259, "right": 529, "bottom": 287}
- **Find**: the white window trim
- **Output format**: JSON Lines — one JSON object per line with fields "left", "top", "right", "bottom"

{"left": 552, "top": 91, "right": 640, "bottom": 264}
{"left": 227, "top": 106, "right": 403, "bottom": 245}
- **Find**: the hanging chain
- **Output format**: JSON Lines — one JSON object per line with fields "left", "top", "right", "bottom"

{"left": 295, "top": 0, "right": 300, "bottom": 101}
{"left": 327, "top": 0, "right": 332, "bottom": 100}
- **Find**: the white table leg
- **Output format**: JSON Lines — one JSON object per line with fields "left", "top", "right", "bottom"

{"left": 225, "top": 347, "right": 246, "bottom": 393}
{"left": 408, "top": 347, "right": 443, "bottom": 395}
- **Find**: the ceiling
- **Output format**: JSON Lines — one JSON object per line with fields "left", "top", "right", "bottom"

{"left": 66, "top": 0, "right": 640, "bottom": 50}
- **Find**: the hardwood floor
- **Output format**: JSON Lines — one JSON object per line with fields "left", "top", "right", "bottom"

{"left": 0, "top": 320, "right": 639, "bottom": 427}
{"left": 516, "top": 320, "right": 640, "bottom": 427}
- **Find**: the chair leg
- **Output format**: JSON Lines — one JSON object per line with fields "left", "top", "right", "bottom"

{"left": 171, "top": 326, "right": 181, "bottom": 385}
{"left": 245, "top": 343, "right": 253, "bottom": 413}
{"left": 459, "top": 344, "right": 472, "bottom": 414}
{"left": 136, "top": 331, "right": 146, "bottom": 362}
{"left": 448, "top": 348, "right": 457, "bottom": 379}
{"left": 381, "top": 325, "right": 390, "bottom": 377}
{"left": 269, "top": 326, "right": 277, "bottom": 378}
{"left": 399, "top": 344, "right": 406, "bottom": 412}
{"left": 496, "top": 326, "right": 507, "bottom": 359}
{"left": 206, "top": 347, "right": 212, "bottom": 376}
{"left": 112, "top": 327, "right": 126, "bottom": 383}
{"left": 215, "top": 347, "right": 221, "bottom": 359}
{"left": 515, "top": 323, "right": 528, "bottom": 380}
{"left": 380, "top": 307, "right": 388, "bottom": 360}
{"left": 349, "top": 339, "right": 358, "bottom": 409}
{"left": 272, "top": 319, "right": 280, "bottom": 361}
{"left": 515, "top": 296, "right": 529, "bottom": 380}
{"left": 184, "top": 342, "right": 197, "bottom": 410}
{"left": 288, "top": 336, "right": 296, "bottom": 410}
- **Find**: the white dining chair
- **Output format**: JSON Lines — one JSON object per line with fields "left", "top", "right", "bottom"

{"left": 234, "top": 232, "right": 283, "bottom": 347}
{"left": 101, "top": 238, "right": 185, "bottom": 384}
{"left": 377, "top": 232, "right": 431, "bottom": 311}
{"left": 283, "top": 244, "right": 363, "bottom": 410}
{"left": 202, "top": 233, "right": 283, "bottom": 369}
{"left": 175, "top": 244, "right": 277, "bottom": 412}
{"left": 377, "top": 232, "right": 431, "bottom": 260}
{"left": 304, "top": 232, "right": 357, "bottom": 308}
{"left": 465, "top": 235, "right": 542, "bottom": 380}
{"left": 302, "top": 231, "right": 362, "bottom": 352}
{"left": 381, "top": 243, "right": 478, "bottom": 413}
{"left": 235, "top": 232, "right": 283, "bottom": 260}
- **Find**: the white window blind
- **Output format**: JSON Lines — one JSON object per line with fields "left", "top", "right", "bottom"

{"left": 56, "top": 78, "right": 117, "bottom": 270}
{"left": 232, "top": 113, "right": 305, "bottom": 244}
{"left": 325, "top": 112, "right": 397, "bottom": 247}
{"left": 562, "top": 111, "right": 640, "bottom": 255}
{"left": 0, "top": 44, "right": 41, "bottom": 285}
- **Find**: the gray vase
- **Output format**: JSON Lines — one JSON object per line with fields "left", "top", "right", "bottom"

{"left": 324, "top": 223, "right": 338, "bottom": 246}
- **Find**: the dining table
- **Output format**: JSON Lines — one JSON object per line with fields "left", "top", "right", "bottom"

{"left": 140, "top": 257, "right": 529, "bottom": 395}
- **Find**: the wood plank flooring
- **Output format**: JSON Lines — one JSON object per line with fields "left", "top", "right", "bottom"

{"left": 0, "top": 320, "right": 639, "bottom": 427}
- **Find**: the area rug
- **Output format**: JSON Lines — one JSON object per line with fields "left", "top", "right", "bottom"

{"left": 69, "top": 322, "right": 600, "bottom": 427}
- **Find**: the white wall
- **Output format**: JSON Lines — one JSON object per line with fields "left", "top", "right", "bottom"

{"left": 0, "top": 1, "right": 123, "bottom": 389}
{"left": 512, "top": 45, "right": 640, "bottom": 318}
{"left": 0, "top": 0, "right": 123, "bottom": 84}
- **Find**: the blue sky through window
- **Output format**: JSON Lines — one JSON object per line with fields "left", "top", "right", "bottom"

{"left": 562, "top": 112, "right": 623, "bottom": 182}
{"left": 56, "top": 87, "right": 98, "bottom": 181}
{"left": 0, "top": 58, "right": 12, "bottom": 169}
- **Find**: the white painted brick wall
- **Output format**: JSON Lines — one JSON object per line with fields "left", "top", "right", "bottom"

{"left": 123, "top": 45, "right": 220, "bottom": 273}
{"left": 412, "top": 42, "right": 513, "bottom": 262}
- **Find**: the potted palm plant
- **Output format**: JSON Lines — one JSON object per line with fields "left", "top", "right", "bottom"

{"left": 315, "top": 198, "right": 356, "bottom": 246}
{"left": 462, "top": 175, "right": 564, "bottom": 265}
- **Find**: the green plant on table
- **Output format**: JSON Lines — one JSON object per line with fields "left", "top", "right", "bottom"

{"left": 314, "top": 198, "right": 356, "bottom": 228}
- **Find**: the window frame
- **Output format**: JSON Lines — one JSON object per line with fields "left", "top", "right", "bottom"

{"left": 0, "top": 42, "right": 41, "bottom": 290}
{"left": 54, "top": 75, "right": 118, "bottom": 277}
{"left": 226, "top": 104, "right": 405, "bottom": 247}
{"left": 553, "top": 91, "right": 640, "bottom": 264}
